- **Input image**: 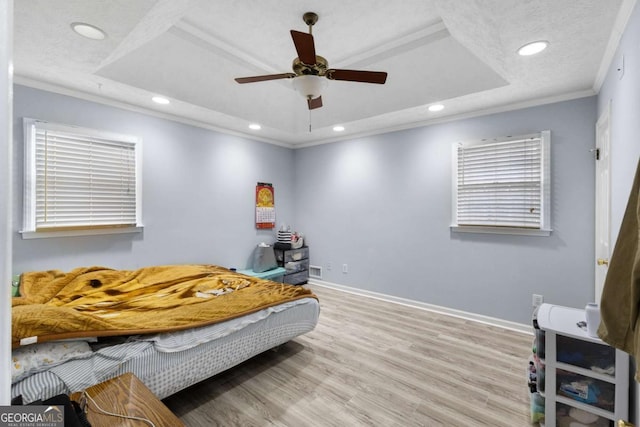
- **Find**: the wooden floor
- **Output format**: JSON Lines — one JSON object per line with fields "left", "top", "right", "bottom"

{"left": 163, "top": 284, "right": 534, "bottom": 426}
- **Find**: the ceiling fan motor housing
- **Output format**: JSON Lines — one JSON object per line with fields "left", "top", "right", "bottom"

{"left": 292, "top": 55, "right": 328, "bottom": 76}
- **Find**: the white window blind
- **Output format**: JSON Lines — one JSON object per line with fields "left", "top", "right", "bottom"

{"left": 22, "top": 118, "right": 142, "bottom": 238}
{"left": 451, "top": 131, "right": 551, "bottom": 235}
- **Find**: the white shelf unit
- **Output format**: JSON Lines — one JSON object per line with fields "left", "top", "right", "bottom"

{"left": 537, "top": 303, "right": 628, "bottom": 426}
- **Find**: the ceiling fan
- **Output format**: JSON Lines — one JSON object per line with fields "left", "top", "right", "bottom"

{"left": 234, "top": 12, "right": 388, "bottom": 110}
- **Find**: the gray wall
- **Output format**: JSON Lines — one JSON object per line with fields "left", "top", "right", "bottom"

{"left": 598, "top": 1, "right": 640, "bottom": 243}
{"left": 12, "top": 85, "right": 295, "bottom": 273}
{"left": 294, "top": 97, "right": 597, "bottom": 325}
{"left": 11, "top": 89, "right": 600, "bottom": 327}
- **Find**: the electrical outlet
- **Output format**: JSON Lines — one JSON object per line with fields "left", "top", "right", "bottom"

{"left": 532, "top": 294, "right": 544, "bottom": 308}
{"left": 327, "top": 262, "right": 332, "bottom": 271}
{"left": 342, "top": 264, "right": 348, "bottom": 274}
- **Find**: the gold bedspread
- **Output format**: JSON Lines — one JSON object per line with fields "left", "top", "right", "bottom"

{"left": 12, "top": 264, "right": 316, "bottom": 348}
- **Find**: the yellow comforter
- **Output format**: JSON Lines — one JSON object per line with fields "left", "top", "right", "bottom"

{"left": 12, "top": 264, "right": 316, "bottom": 348}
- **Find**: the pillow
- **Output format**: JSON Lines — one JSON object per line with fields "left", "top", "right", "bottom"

{"left": 12, "top": 341, "right": 93, "bottom": 383}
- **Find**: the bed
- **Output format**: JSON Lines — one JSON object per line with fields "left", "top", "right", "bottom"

{"left": 10, "top": 264, "right": 320, "bottom": 403}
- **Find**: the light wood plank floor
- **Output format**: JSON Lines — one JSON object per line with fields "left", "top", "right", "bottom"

{"left": 163, "top": 284, "right": 534, "bottom": 426}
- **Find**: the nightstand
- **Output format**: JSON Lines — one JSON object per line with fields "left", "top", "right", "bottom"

{"left": 72, "top": 373, "right": 184, "bottom": 427}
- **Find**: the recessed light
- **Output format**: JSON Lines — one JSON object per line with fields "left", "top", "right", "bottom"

{"left": 249, "top": 123, "right": 261, "bottom": 130}
{"left": 333, "top": 126, "right": 345, "bottom": 132}
{"left": 428, "top": 104, "right": 444, "bottom": 112}
{"left": 517, "top": 40, "right": 548, "bottom": 56}
{"left": 71, "top": 22, "right": 106, "bottom": 40}
{"left": 152, "top": 96, "right": 170, "bottom": 105}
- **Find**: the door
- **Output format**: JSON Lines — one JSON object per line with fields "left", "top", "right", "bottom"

{"left": 595, "top": 103, "right": 611, "bottom": 303}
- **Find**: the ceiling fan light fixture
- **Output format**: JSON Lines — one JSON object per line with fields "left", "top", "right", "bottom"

{"left": 292, "top": 75, "right": 327, "bottom": 100}
{"left": 517, "top": 40, "right": 548, "bottom": 56}
{"left": 71, "top": 22, "right": 107, "bottom": 40}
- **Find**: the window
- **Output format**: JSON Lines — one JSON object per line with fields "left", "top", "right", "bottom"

{"left": 451, "top": 131, "right": 551, "bottom": 236}
{"left": 22, "top": 118, "right": 142, "bottom": 239}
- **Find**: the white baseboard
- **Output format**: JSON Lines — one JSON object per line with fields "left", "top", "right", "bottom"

{"left": 307, "top": 278, "right": 532, "bottom": 335}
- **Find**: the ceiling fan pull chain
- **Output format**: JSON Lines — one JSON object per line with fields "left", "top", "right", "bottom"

{"left": 308, "top": 108, "right": 312, "bottom": 133}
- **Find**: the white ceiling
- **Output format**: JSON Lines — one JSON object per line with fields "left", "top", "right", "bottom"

{"left": 13, "top": 0, "right": 630, "bottom": 147}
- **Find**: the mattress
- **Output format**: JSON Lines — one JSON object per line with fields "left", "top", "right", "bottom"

{"left": 12, "top": 297, "right": 319, "bottom": 403}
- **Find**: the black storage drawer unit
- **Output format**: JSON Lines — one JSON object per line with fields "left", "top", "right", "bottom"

{"left": 284, "top": 270, "right": 309, "bottom": 285}
{"left": 274, "top": 246, "right": 309, "bottom": 285}
{"left": 275, "top": 247, "right": 309, "bottom": 263}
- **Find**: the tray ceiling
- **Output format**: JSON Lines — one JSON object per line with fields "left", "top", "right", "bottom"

{"left": 13, "top": 0, "right": 626, "bottom": 146}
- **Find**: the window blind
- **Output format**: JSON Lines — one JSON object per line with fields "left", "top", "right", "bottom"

{"left": 454, "top": 132, "right": 550, "bottom": 232}
{"left": 34, "top": 127, "right": 137, "bottom": 230}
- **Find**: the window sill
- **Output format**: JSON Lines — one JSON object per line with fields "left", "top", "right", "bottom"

{"left": 450, "top": 225, "right": 551, "bottom": 237}
{"left": 20, "top": 226, "right": 143, "bottom": 239}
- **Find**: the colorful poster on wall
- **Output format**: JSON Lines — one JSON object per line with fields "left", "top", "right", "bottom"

{"left": 255, "top": 182, "right": 275, "bottom": 229}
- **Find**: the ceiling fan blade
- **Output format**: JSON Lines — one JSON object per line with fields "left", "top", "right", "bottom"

{"left": 326, "top": 69, "right": 388, "bottom": 84}
{"left": 235, "top": 73, "right": 296, "bottom": 84}
{"left": 307, "top": 96, "right": 322, "bottom": 110}
{"left": 290, "top": 30, "right": 316, "bottom": 65}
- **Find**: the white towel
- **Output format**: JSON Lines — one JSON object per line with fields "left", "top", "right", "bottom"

{"left": 568, "top": 407, "right": 598, "bottom": 424}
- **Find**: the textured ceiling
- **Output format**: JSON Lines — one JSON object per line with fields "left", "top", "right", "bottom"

{"left": 13, "top": 0, "right": 628, "bottom": 147}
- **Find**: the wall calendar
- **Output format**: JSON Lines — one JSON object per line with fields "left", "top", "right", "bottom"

{"left": 255, "top": 182, "right": 275, "bottom": 229}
